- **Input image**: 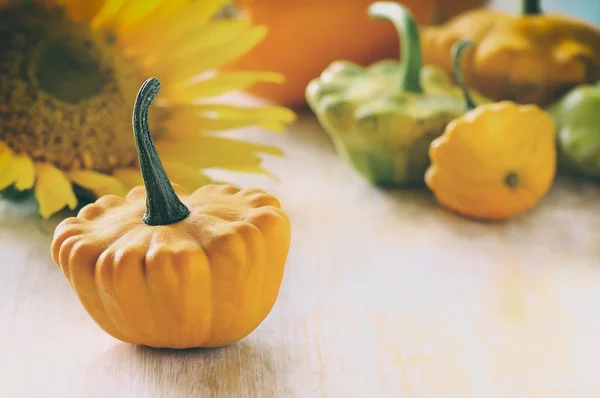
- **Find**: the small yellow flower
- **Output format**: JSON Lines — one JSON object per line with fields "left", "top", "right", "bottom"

{"left": 0, "top": 0, "right": 296, "bottom": 219}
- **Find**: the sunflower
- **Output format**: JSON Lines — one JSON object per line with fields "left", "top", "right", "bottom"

{"left": 0, "top": 0, "right": 296, "bottom": 220}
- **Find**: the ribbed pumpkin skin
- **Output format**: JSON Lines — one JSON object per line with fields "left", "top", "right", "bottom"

{"left": 51, "top": 183, "right": 291, "bottom": 349}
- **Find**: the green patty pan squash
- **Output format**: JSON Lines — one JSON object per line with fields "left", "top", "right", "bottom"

{"left": 548, "top": 80, "right": 600, "bottom": 177}
{"left": 306, "top": 1, "right": 488, "bottom": 186}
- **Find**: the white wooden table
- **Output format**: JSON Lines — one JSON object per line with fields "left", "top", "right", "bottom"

{"left": 2, "top": 109, "right": 600, "bottom": 397}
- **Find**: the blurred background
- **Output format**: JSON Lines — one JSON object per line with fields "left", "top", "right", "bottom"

{"left": 216, "top": 0, "right": 600, "bottom": 109}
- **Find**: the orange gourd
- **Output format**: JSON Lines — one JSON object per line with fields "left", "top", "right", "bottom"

{"left": 51, "top": 78, "right": 291, "bottom": 349}
{"left": 225, "top": 0, "right": 488, "bottom": 107}
{"left": 420, "top": 0, "right": 600, "bottom": 106}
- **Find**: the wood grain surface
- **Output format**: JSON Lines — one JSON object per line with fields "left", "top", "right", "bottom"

{"left": 2, "top": 110, "right": 600, "bottom": 397}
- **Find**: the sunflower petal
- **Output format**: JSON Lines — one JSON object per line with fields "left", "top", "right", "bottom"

{"left": 171, "top": 115, "right": 286, "bottom": 133}
{"left": 199, "top": 104, "right": 297, "bottom": 132}
{"left": 12, "top": 153, "right": 35, "bottom": 191}
{"left": 166, "top": 104, "right": 296, "bottom": 134}
{"left": 0, "top": 143, "right": 15, "bottom": 190}
{"left": 155, "top": 25, "right": 268, "bottom": 83}
{"left": 118, "top": 0, "right": 188, "bottom": 37}
{"left": 90, "top": 0, "right": 164, "bottom": 30}
{"left": 34, "top": 163, "right": 78, "bottom": 220}
{"left": 133, "top": 20, "right": 250, "bottom": 67}
{"left": 112, "top": 168, "right": 144, "bottom": 191}
{"left": 199, "top": 103, "right": 296, "bottom": 119}
{"left": 156, "top": 135, "right": 283, "bottom": 172}
{"left": 89, "top": 0, "right": 127, "bottom": 29}
{"left": 111, "top": 0, "right": 163, "bottom": 31}
{"left": 68, "top": 170, "right": 128, "bottom": 198}
{"left": 119, "top": 0, "right": 227, "bottom": 48}
{"left": 162, "top": 161, "right": 215, "bottom": 193}
{"left": 164, "top": 71, "right": 284, "bottom": 101}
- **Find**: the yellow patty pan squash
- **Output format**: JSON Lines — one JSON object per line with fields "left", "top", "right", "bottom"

{"left": 425, "top": 41, "right": 557, "bottom": 220}
{"left": 420, "top": 0, "right": 600, "bottom": 106}
{"left": 51, "top": 78, "right": 291, "bottom": 349}
{"left": 306, "top": 1, "right": 488, "bottom": 186}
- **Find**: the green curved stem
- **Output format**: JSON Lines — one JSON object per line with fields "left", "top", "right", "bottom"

{"left": 522, "top": 0, "right": 542, "bottom": 15}
{"left": 452, "top": 39, "right": 478, "bottom": 112}
{"left": 132, "top": 77, "right": 190, "bottom": 226}
{"left": 576, "top": 54, "right": 598, "bottom": 82}
{"left": 368, "top": 1, "right": 422, "bottom": 93}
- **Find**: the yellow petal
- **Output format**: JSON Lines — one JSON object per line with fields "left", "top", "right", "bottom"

{"left": 162, "top": 161, "right": 215, "bottom": 193}
{"left": 90, "top": 0, "right": 165, "bottom": 30}
{"left": 110, "top": 0, "right": 163, "bottom": 31}
{"left": 134, "top": 20, "right": 250, "bottom": 67}
{"left": 112, "top": 168, "right": 144, "bottom": 191}
{"left": 178, "top": 115, "right": 283, "bottom": 133}
{"left": 0, "top": 144, "right": 16, "bottom": 190}
{"left": 119, "top": 0, "right": 227, "bottom": 48}
{"left": 34, "top": 163, "right": 78, "bottom": 220}
{"left": 89, "top": 0, "right": 127, "bottom": 29}
{"left": 155, "top": 25, "right": 268, "bottom": 83}
{"left": 68, "top": 170, "right": 128, "bottom": 198}
{"left": 130, "top": 0, "right": 188, "bottom": 22}
{"left": 164, "top": 71, "right": 284, "bottom": 101}
{"left": 167, "top": 103, "right": 296, "bottom": 134}
{"left": 11, "top": 153, "right": 35, "bottom": 191}
{"left": 198, "top": 103, "right": 296, "bottom": 120}
{"left": 156, "top": 135, "right": 283, "bottom": 172}
{"left": 200, "top": 104, "right": 297, "bottom": 131}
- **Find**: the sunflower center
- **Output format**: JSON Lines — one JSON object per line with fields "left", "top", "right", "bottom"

{"left": 0, "top": 3, "right": 167, "bottom": 173}
{"left": 35, "top": 38, "right": 105, "bottom": 104}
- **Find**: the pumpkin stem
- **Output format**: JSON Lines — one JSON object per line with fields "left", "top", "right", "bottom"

{"left": 522, "top": 0, "right": 542, "bottom": 15}
{"left": 452, "top": 39, "right": 477, "bottom": 112}
{"left": 368, "top": 1, "right": 422, "bottom": 93}
{"left": 132, "top": 77, "right": 190, "bottom": 226}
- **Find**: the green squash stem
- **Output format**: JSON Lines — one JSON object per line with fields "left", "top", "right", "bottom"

{"left": 132, "top": 77, "right": 190, "bottom": 226}
{"left": 452, "top": 39, "right": 478, "bottom": 112}
{"left": 368, "top": 1, "right": 422, "bottom": 93}
{"left": 522, "top": 0, "right": 542, "bottom": 15}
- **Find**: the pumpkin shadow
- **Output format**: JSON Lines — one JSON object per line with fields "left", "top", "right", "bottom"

{"left": 555, "top": 164, "right": 600, "bottom": 186}
{"left": 81, "top": 339, "right": 278, "bottom": 397}
{"left": 374, "top": 182, "right": 525, "bottom": 236}
{"left": 0, "top": 193, "right": 84, "bottom": 241}
{"left": 377, "top": 185, "right": 436, "bottom": 209}
{"left": 0, "top": 197, "right": 56, "bottom": 254}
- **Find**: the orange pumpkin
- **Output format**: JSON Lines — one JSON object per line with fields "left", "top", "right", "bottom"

{"left": 51, "top": 78, "right": 291, "bottom": 349}
{"left": 224, "top": 0, "right": 489, "bottom": 107}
